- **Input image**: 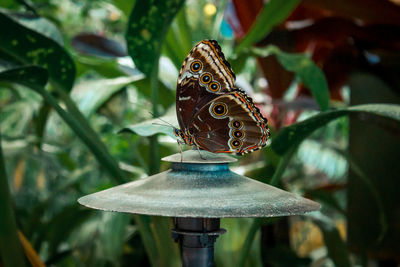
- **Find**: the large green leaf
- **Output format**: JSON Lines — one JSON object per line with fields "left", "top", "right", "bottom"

{"left": 126, "top": 0, "right": 185, "bottom": 76}
{"left": 251, "top": 46, "right": 330, "bottom": 111}
{"left": 272, "top": 104, "right": 400, "bottom": 155}
{"left": 0, "top": 133, "right": 27, "bottom": 267}
{"left": 71, "top": 76, "right": 142, "bottom": 117}
{"left": 0, "top": 11, "right": 75, "bottom": 92}
{"left": 234, "top": 0, "right": 300, "bottom": 54}
{"left": 120, "top": 113, "right": 177, "bottom": 139}
{"left": 12, "top": 13, "right": 64, "bottom": 45}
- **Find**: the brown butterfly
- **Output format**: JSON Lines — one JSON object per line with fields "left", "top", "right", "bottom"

{"left": 173, "top": 40, "right": 269, "bottom": 155}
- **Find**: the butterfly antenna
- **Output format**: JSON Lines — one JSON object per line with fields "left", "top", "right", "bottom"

{"left": 148, "top": 111, "right": 177, "bottom": 129}
{"left": 152, "top": 122, "right": 175, "bottom": 128}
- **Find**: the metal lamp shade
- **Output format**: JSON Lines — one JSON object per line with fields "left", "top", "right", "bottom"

{"left": 78, "top": 150, "right": 320, "bottom": 218}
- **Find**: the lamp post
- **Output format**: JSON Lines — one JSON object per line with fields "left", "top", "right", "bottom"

{"left": 78, "top": 150, "right": 320, "bottom": 266}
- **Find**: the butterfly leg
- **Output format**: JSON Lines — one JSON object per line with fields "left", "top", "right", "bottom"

{"left": 196, "top": 145, "right": 206, "bottom": 160}
{"left": 177, "top": 140, "right": 183, "bottom": 162}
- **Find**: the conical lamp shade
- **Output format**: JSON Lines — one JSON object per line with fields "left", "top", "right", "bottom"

{"left": 78, "top": 150, "right": 320, "bottom": 217}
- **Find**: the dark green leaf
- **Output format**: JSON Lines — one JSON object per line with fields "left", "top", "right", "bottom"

{"left": 126, "top": 0, "right": 185, "bottom": 76}
{"left": 11, "top": 13, "right": 64, "bottom": 45}
{"left": 309, "top": 212, "right": 351, "bottom": 267}
{"left": 252, "top": 46, "right": 330, "bottom": 111}
{"left": 0, "top": 11, "right": 75, "bottom": 91}
{"left": 272, "top": 104, "right": 400, "bottom": 155}
{"left": 335, "top": 149, "right": 388, "bottom": 242}
{"left": 44, "top": 204, "right": 93, "bottom": 255}
{"left": 234, "top": 0, "right": 300, "bottom": 54}
{"left": 0, "top": 133, "right": 27, "bottom": 267}
{"left": 0, "top": 65, "right": 47, "bottom": 86}
{"left": 305, "top": 189, "right": 346, "bottom": 214}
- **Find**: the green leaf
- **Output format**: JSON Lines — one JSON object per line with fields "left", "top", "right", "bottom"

{"left": 126, "top": 0, "right": 185, "bottom": 76}
{"left": 305, "top": 189, "right": 345, "bottom": 214}
{"left": 234, "top": 0, "right": 300, "bottom": 54}
{"left": 133, "top": 78, "right": 175, "bottom": 109}
{"left": 216, "top": 218, "right": 263, "bottom": 267}
{"left": 44, "top": 204, "right": 93, "bottom": 255}
{"left": 0, "top": 65, "right": 47, "bottom": 86}
{"left": 112, "top": 0, "right": 137, "bottom": 17}
{"left": 0, "top": 133, "right": 27, "bottom": 267}
{"left": 0, "top": 11, "right": 75, "bottom": 92}
{"left": 251, "top": 45, "right": 330, "bottom": 111}
{"left": 126, "top": 0, "right": 183, "bottom": 176}
{"left": 309, "top": 212, "right": 351, "bottom": 267}
{"left": 120, "top": 112, "right": 177, "bottom": 139}
{"left": 133, "top": 215, "right": 160, "bottom": 267}
{"left": 272, "top": 104, "right": 400, "bottom": 155}
{"left": 149, "top": 217, "right": 181, "bottom": 267}
{"left": 97, "top": 213, "right": 131, "bottom": 263}
{"left": 25, "top": 168, "right": 88, "bottom": 238}
{"left": 236, "top": 218, "right": 263, "bottom": 267}
{"left": 11, "top": 13, "right": 64, "bottom": 45}
{"left": 335, "top": 149, "right": 388, "bottom": 242}
{"left": 133, "top": 216, "right": 181, "bottom": 267}
{"left": 71, "top": 76, "right": 142, "bottom": 117}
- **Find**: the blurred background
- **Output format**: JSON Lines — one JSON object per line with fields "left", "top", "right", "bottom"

{"left": 1, "top": 0, "right": 400, "bottom": 266}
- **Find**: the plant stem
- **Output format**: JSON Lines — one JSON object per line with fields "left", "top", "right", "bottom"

{"left": 149, "top": 59, "right": 160, "bottom": 175}
{"left": 34, "top": 102, "right": 51, "bottom": 148}
{"left": 269, "top": 146, "right": 297, "bottom": 187}
{"left": 237, "top": 218, "right": 261, "bottom": 267}
{"left": 0, "top": 133, "right": 27, "bottom": 267}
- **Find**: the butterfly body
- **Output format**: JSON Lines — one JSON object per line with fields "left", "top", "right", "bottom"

{"left": 174, "top": 40, "right": 269, "bottom": 155}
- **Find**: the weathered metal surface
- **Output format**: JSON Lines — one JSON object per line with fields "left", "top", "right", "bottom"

{"left": 78, "top": 150, "right": 320, "bottom": 218}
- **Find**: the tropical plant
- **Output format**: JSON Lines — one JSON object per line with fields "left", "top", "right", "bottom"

{"left": 1, "top": 0, "right": 399, "bottom": 266}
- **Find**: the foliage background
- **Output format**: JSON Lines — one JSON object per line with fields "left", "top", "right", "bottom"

{"left": 0, "top": 0, "right": 399, "bottom": 266}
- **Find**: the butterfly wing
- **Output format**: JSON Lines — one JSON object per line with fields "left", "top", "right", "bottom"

{"left": 176, "top": 40, "right": 236, "bottom": 133}
{"left": 188, "top": 90, "right": 269, "bottom": 155}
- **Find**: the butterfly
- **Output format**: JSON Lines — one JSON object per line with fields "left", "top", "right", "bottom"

{"left": 173, "top": 40, "right": 269, "bottom": 155}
